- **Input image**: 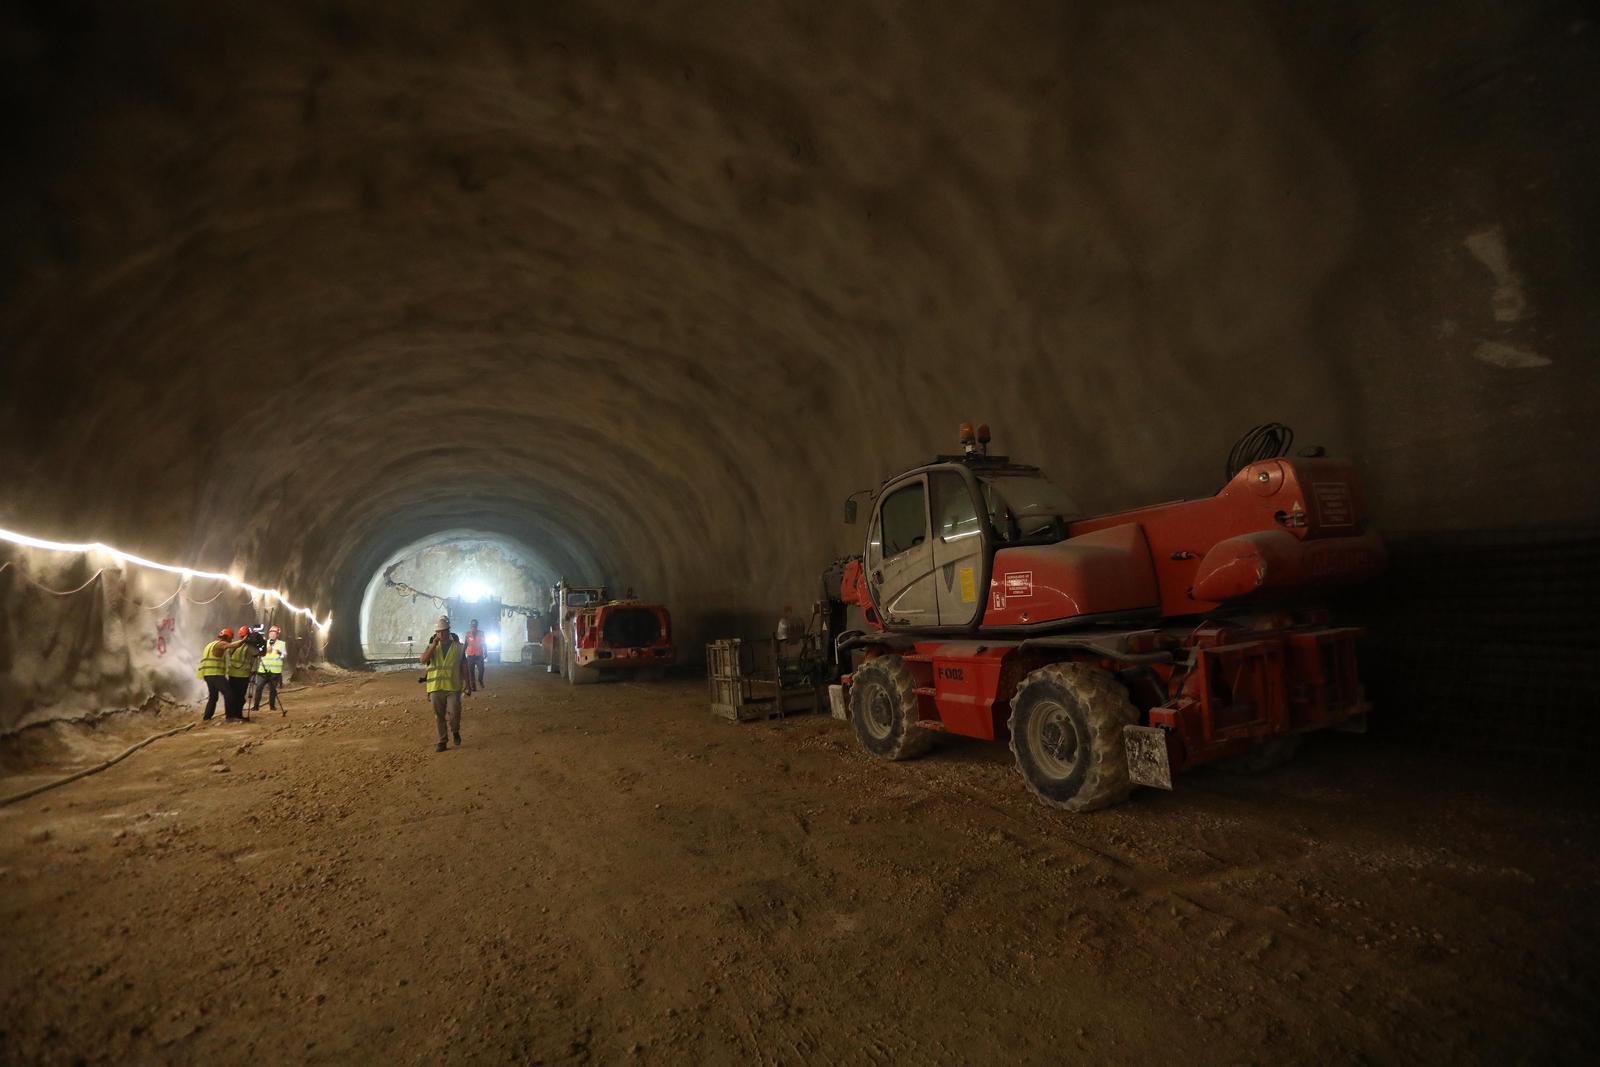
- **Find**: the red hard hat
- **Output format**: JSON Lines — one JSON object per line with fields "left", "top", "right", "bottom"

{"left": 268, "top": 625, "right": 280, "bottom": 635}
{"left": 218, "top": 628, "right": 233, "bottom": 639}
{"left": 239, "top": 624, "right": 253, "bottom": 633}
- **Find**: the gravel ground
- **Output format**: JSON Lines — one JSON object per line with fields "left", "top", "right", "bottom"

{"left": 2, "top": 665, "right": 1596, "bottom": 1064}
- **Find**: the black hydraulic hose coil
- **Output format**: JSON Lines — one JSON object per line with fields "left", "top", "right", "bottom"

{"left": 1225, "top": 423, "right": 1294, "bottom": 481}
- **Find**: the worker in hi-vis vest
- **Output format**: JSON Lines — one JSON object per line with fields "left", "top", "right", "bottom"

{"left": 223, "top": 622, "right": 259, "bottom": 721}
{"left": 196, "top": 628, "right": 247, "bottom": 721}
{"left": 463, "top": 619, "right": 487, "bottom": 693}
{"left": 252, "top": 624, "right": 288, "bottom": 712}
{"left": 420, "top": 614, "right": 468, "bottom": 752}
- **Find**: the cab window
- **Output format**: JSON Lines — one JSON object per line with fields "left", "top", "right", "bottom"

{"left": 931, "top": 470, "right": 982, "bottom": 543}
{"left": 978, "top": 474, "right": 1079, "bottom": 545}
{"left": 879, "top": 481, "right": 928, "bottom": 558}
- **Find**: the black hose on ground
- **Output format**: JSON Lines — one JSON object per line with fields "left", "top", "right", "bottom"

{"left": 0, "top": 722, "right": 196, "bottom": 808}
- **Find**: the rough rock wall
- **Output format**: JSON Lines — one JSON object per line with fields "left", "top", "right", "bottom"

{"left": 0, "top": 1, "right": 1595, "bottom": 714}
{"left": 361, "top": 535, "right": 550, "bottom": 658}
{"left": 0, "top": 545, "right": 323, "bottom": 731}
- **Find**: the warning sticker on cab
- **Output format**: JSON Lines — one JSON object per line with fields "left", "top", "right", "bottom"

{"left": 1003, "top": 571, "right": 1033, "bottom": 598}
{"left": 958, "top": 565, "right": 977, "bottom": 604}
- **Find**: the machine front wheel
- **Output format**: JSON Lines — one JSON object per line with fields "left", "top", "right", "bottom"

{"left": 567, "top": 655, "right": 599, "bottom": 686}
{"left": 1008, "top": 663, "right": 1138, "bottom": 812}
{"left": 849, "top": 655, "right": 933, "bottom": 761}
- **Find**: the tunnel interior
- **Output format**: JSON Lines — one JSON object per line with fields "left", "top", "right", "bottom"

{"left": 1, "top": 0, "right": 1597, "bottom": 745}
{"left": 2, "top": 2, "right": 1599, "bottom": 1062}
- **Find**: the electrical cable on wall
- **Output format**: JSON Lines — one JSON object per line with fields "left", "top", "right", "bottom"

{"left": 381, "top": 561, "right": 541, "bottom": 616}
{"left": 0, "top": 560, "right": 107, "bottom": 597}
{"left": 129, "top": 584, "right": 184, "bottom": 611}
{"left": 0, "top": 526, "right": 332, "bottom": 630}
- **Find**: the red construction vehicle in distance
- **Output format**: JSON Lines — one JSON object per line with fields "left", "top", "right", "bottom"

{"left": 829, "top": 422, "right": 1386, "bottom": 812}
{"left": 545, "top": 579, "right": 673, "bottom": 685}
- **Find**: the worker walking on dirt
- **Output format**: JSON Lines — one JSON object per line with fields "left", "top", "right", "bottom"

{"left": 223, "top": 623, "right": 258, "bottom": 722}
{"left": 420, "top": 615, "right": 467, "bottom": 752}
{"left": 197, "top": 628, "right": 246, "bottom": 721}
{"left": 251, "top": 624, "right": 287, "bottom": 712}
{"left": 463, "top": 619, "right": 487, "bottom": 693}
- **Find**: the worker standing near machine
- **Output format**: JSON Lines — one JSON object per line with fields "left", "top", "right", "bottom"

{"left": 223, "top": 622, "right": 260, "bottom": 721}
{"left": 196, "top": 628, "right": 245, "bottom": 721}
{"left": 420, "top": 615, "right": 467, "bottom": 752}
{"left": 251, "top": 624, "right": 287, "bottom": 712}
{"left": 463, "top": 618, "right": 487, "bottom": 694}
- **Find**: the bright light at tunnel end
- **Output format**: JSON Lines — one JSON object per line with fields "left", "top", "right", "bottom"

{"left": 0, "top": 525, "right": 333, "bottom": 631}
{"left": 455, "top": 579, "right": 491, "bottom": 601}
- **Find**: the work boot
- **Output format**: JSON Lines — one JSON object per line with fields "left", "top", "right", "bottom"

{"left": 453, "top": 731, "right": 462, "bottom": 747}
{"left": 435, "top": 741, "right": 448, "bottom": 753}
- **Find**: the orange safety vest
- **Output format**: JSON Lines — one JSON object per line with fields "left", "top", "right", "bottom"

{"left": 464, "top": 629, "right": 485, "bottom": 656}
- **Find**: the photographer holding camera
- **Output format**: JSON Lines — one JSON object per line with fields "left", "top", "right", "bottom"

{"left": 224, "top": 622, "right": 266, "bottom": 721}
{"left": 420, "top": 615, "right": 467, "bottom": 752}
{"left": 252, "top": 624, "right": 287, "bottom": 713}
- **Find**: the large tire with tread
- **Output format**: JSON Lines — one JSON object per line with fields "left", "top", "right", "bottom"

{"left": 1008, "top": 662, "right": 1139, "bottom": 812}
{"left": 1214, "top": 734, "right": 1301, "bottom": 774}
{"left": 849, "top": 656, "right": 934, "bottom": 761}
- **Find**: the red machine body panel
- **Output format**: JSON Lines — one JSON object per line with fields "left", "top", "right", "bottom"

{"left": 982, "top": 522, "right": 1158, "bottom": 626}
{"left": 901, "top": 643, "right": 1012, "bottom": 740}
{"left": 570, "top": 602, "right": 674, "bottom": 671}
{"left": 1066, "top": 457, "right": 1383, "bottom": 619}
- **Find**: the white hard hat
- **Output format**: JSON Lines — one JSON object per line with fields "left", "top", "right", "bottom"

{"left": 435, "top": 615, "right": 450, "bottom": 632}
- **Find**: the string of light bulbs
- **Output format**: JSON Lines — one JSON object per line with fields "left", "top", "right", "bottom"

{"left": 0, "top": 525, "right": 332, "bottom": 631}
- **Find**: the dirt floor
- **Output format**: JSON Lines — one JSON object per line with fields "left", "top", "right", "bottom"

{"left": 1, "top": 666, "right": 1596, "bottom": 1065}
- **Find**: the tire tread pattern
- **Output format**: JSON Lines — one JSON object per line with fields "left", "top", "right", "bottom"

{"left": 1008, "top": 662, "right": 1138, "bottom": 812}
{"left": 851, "top": 656, "right": 934, "bottom": 761}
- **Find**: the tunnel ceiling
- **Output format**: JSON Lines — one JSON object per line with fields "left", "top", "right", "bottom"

{"left": 2, "top": 0, "right": 1597, "bottom": 658}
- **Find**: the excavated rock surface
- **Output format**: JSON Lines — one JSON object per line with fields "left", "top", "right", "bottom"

{"left": 359, "top": 532, "right": 549, "bottom": 658}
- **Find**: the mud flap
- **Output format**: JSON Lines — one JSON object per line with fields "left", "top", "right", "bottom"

{"left": 828, "top": 684, "right": 849, "bottom": 722}
{"left": 1123, "top": 725, "right": 1173, "bottom": 790}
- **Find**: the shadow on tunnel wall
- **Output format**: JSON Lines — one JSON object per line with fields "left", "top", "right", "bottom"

{"left": 1339, "top": 525, "right": 1600, "bottom": 769}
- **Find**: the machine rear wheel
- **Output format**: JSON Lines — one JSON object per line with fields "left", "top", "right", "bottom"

{"left": 1008, "top": 663, "right": 1138, "bottom": 812}
{"left": 849, "top": 656, "right": 933, "bottom": 761}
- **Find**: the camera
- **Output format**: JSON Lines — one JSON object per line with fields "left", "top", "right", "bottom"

{"left": 240, "top": 627, "right": 268, "bottom": 653}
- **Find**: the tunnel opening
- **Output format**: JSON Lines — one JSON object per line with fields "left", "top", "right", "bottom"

{"left": 358, "top": 530, "right": 554, "bottom": 666}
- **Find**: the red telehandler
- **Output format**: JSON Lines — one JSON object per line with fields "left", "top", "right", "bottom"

{"left": 826, "top": 423, "right": 1385, "bottom": 811}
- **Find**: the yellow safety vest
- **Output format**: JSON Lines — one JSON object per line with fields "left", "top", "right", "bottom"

{"left": 196, "top": 640, "right": 226, "bottom": 679}
{"left": 260, "top": 639, "right": 286, "bottom": 673}
{"left": 225, "top": 643, "right": 254, "bottom": 679}
{"left": 427, "top": 639, "right": 463, "bottom": 693}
